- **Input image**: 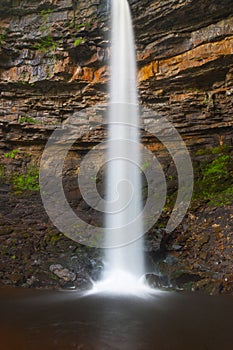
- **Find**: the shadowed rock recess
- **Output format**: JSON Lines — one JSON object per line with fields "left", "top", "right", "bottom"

{"left": 0, "top": 0, "right": 232, "bottom": 293}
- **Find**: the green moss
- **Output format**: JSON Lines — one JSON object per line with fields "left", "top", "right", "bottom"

{"left": 45, "top": 232, "right": 63, "bottom": 245}
{"left": 39, "top": 9, "right": 53, "bottom": 32}
{"left": 203, "top": 155, "right": 230, "bottom": 177}
{"left": 201, "top": 98, "right": 208, "bottom": 106}
{"left": 74, "top": 37, "right": 86, "bottom": 47}
{"left": 19, "top": 116, "right": 37, "bottom": 124}
{"left": 141, "top": 161, "right": 150, "bottom": 171}
{"left": 66, "top": 18, "right": 92, "bottom": 30}
{"left": 0, "top": 33, "right": 5, "bottom": 46}
{"left": 31, "top": 35, "right": 58, "bottom": 52}
{"left": 76, "top": 22, "right": 91, "bottom": 29}
{"left": 13, "top": 165, "right": 39, "bottom": 193}
{"left": 187, "top": 87, "right": 202, "bottom": 93}
{"left": 31, "top": 9, "right": 60, "bottom": 53}
{"left": 211, "top": 145, "right": 230, "bottom": 154}
{"left": 4, "top": 149, "right": 20, "bottom": 159}
{"left": 40, "top": 8, "right": 53, "bottom": 17}
{"left": 193, "top": 149, "right": 233, "bottom": 206}
{"left": 195, "top": 145, "right": 230, "bottom": 156}
{"left": 90, "top": 176, "right": 97, "bottom": 181}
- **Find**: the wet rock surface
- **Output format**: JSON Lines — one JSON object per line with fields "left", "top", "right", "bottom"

{"left": 0, "top": 189, "right": 103, "bottom": 290}
{"left": 0, "top": 0, "right": 232, "bottom": 294}
{"left": 145, "top": 204, "right": 233, "bottom": 295}
{"left": 0, "top": 183, "right": 232, "bottom": 294}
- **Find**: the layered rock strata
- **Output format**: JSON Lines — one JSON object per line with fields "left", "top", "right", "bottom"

{"left": 0, "top": 0, "right": 232, "bottom": 292}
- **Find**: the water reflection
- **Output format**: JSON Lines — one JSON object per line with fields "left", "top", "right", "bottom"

{"left": 0, "top": 287, "right": 233, "bottom": 349}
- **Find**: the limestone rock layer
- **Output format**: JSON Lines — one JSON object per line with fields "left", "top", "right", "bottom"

{"left": 0, "top": 0, "right": 232, "bottom": 151}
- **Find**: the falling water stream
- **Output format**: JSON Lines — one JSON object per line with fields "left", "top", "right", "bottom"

{"left": 92, "top": 0, "right": 147, "bottom": 294}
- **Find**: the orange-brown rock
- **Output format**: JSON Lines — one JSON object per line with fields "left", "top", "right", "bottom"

{"left": 0, "top": 0, "right": 232, "bottom": 153}
{"left": 138, "top": 37, "right": 233, "bottom": 82}
{"left": 0, "top": 0, "right": 232, "bottom": 293}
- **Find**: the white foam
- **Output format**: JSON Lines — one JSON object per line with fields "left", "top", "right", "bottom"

{"left": 87, "top": 270, "right": 162, "bottom": 298}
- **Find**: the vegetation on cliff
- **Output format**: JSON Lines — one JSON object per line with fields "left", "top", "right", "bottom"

{"left": 0, "top": 0, "right": 232, "bottom": 293}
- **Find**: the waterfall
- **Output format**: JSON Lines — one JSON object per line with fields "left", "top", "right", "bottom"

{"left": 92, "top": 0, "right": 147, "bottom": 294}
{"left": 105, "top": 0, "right": 144, "bottom": 274}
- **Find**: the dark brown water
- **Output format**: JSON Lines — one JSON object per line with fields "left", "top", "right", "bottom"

{"left": 0, "top": 287, "right": 233, "bottom": 350}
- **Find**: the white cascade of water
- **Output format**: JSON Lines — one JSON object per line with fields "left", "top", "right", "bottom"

{"left": 92, "top": 0, "right": 147, "bottom": 294}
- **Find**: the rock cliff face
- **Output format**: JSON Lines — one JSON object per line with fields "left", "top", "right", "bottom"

{"left": 0, "top": 0, "right": 233, "bottom": 292}
{"left": 0, "top": 0, "right": 232, "bottom": 153}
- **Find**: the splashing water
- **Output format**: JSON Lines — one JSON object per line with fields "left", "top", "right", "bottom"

{"left": 91, "top": 271, "right": 153, "bottom": 297}
{"left": 93, "top": 0, "right": 148, "bottom": 294}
